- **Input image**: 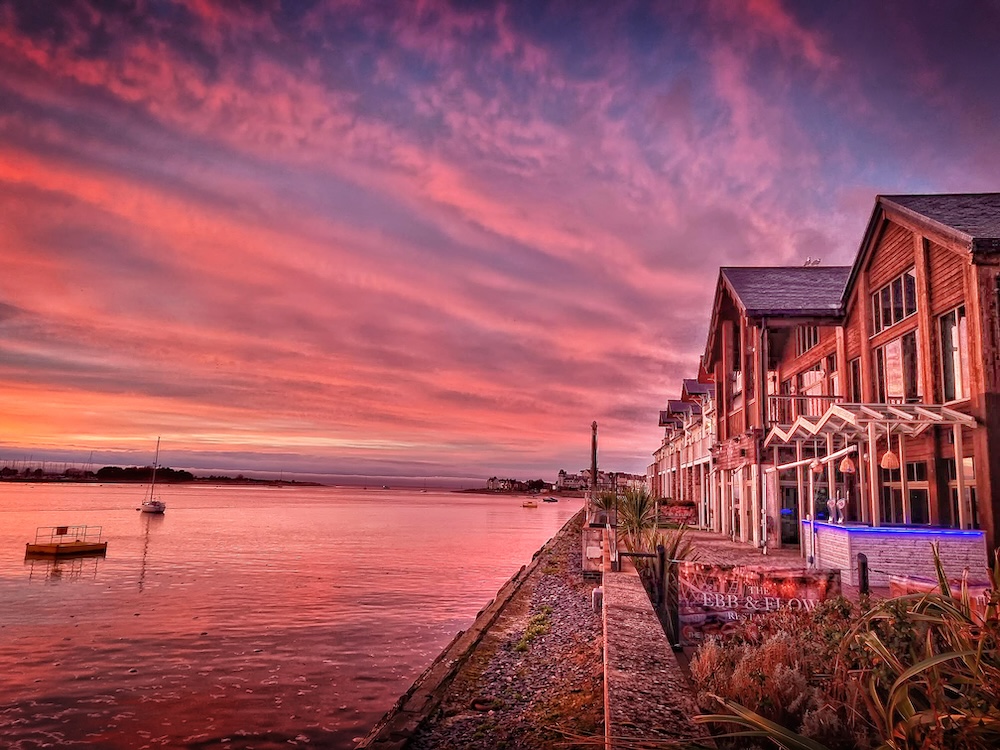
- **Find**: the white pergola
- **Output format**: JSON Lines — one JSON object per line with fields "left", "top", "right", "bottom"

{"left": 763, "top": 403, "right": 977, "bottom": 528}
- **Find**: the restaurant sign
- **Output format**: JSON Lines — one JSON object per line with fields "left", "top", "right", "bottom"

{"left": 677, "top": 562, "right": 841, "bottom": 645}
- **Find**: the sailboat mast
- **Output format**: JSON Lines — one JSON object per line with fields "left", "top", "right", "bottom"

{"left": 149, "top": 437, "right": 160, "bottom": 499}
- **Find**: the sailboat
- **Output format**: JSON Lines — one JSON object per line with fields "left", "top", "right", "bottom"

{"left": 138, "top": 438, "right": 167, "bottom": 514}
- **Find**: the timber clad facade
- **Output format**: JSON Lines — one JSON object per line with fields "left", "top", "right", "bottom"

{"left": 652, "top": 193, "right": 1000, "bottom": 567}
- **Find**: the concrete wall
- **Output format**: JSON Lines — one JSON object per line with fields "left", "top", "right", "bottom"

{"left": 602, "top": 557, "right": 713, "bottom": 748}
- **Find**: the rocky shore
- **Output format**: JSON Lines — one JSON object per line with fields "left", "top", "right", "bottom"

{"left": 370, "top": 509, "right": 605, "bottom": 749}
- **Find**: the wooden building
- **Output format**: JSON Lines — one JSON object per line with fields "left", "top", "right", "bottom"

{"left": 650, "top": 376, "right": 716, "bottom": 528}
{"left": 694, "top": 193, "right": 1000, "bottom": 584}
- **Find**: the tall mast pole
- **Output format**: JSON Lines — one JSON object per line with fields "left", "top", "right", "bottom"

{"left": 591, "top": 421, "right": 598, "bottom": 511}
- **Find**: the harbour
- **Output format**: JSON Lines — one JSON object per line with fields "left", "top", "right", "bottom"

{"left": 0, "top": 483, "right": 582, "bottom": 748}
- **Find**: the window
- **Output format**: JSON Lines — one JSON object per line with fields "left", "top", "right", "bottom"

{"left": 731, "top": 328, "right": 742, "bottom": 395}
{"left": 826, "top": 353, "right": 838, "bottom": 396}
{"left": 872, "top": 268, "right": 918, "bottom": 334}
{"left": 943, "top": 457, "right": 979, "bottom": 529}
{"left": 875, "top": 330, "right": 921, "bottom": 403}
{"left": 940, "top": 305, "right": 970, "bottom": 402}
{"left": 797, "top": 362, "right": 824, "bottom": 394}
{"left": 880, "top": 461, "right": 929, "bottom": 525}
{"left": 849, "top": 357, "right": 862, "bottom": 402}
{"left": 796, "top": 325, "right": 820, "bottom": 356}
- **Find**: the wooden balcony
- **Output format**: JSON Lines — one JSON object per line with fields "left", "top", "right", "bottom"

{"left": 767, "top": 394, "right": 842, "bottom": 426}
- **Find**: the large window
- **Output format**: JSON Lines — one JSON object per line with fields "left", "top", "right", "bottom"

{"left": 872, "top": 268, "right": 917, "bottom": 334}
{"left": 849, "top": 357, "right": 862, "bottom": 402}
{"left": 940, "top": 305, "right": 970, "bottom": 402}
{"left": 796, "top": 325, "right": 819, "bottom": 356}
{"left": 944, "top": 457, "right": 979, "bottom": 529}
{"left": 875, "top": 330, "right": 921, "bottom": 403}
{"left": 880, "top": 461, "right": 929, "bottom": 525}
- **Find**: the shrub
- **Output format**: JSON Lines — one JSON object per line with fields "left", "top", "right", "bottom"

{"left": 691, "top": 545, "right": 1000, "bottom": 750}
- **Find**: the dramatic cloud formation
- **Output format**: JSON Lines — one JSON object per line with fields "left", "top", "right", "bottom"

{"left": 1, "top": 0, "right": 999, "bottom": 482}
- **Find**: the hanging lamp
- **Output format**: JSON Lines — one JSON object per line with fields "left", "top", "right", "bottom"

{"left": 839, "top": 455, "right": 856, "bottom": 474}
{"left": 880, "top": 424, "right": 899, "bottom": 470}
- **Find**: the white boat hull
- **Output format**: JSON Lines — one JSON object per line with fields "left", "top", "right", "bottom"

{"left": 139, "top": 500, "right": 166, "bottom": 514}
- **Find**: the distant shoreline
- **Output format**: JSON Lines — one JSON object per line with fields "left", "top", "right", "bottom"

{"left": 0, "top": 477, "right": 325, "bottom": 487}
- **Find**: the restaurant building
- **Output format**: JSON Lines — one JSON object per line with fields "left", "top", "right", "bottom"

{"left": 664, "top": 193, "right": 1000, "bottom": 584}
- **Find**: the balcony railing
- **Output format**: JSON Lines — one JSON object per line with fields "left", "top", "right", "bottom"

{"left": 767, "top": 394, "right": 842, "bottom": 425}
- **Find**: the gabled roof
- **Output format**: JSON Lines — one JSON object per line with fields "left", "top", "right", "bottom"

{"left": 666, "top": 399, "right": 701, "bottom": 416}
{"left": 658, "top": 411, "right": 682, "bottom": 429}
{"left": 682, "top": 378, "right": 712, "bottom": 397}
{"left": 844, "top": 192, "right": 1000, "bottom": 307}
{"left": 658, "top": 396, "right": 703, "bottom": 428}
{"left": 881, "top": 193, "right": 1000, "bottom": 252}
{"left": 704, "top": 265, "right": 850, "bottom": 368}
{"left": 721, "top": 267, "right": 851, "bottom": 317}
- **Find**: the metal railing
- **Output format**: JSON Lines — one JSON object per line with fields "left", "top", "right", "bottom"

{"left": 767, "top": 394, "right": 842, "bottom": 425}
{"left": 31, "top": 525, "right": 104, "bottom": 544}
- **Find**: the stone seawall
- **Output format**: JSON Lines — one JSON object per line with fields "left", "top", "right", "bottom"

{"left": 356, "top": 509, "right": 597, "bottom": 749}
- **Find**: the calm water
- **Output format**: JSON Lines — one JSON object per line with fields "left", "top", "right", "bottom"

{"left": 0, "top": 483, "right": 582, "bottom": 749}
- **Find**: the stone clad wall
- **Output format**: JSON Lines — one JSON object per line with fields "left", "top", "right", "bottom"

{"left": 812, "top": 522, "right": 988, "bottom": 586}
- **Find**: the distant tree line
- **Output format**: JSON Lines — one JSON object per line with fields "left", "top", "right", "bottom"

{"left": 95, "top": 466, "right": 195, "bottom": 483}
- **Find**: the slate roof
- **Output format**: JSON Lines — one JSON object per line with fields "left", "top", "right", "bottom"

{"left": 882, "top": 193, "right": 1000, "bottom": 246}
{"left": 658, "top": 411, "right": 683, "bottom": 428}
{"left": 682, "top": 378, "right": 713, "bottom": 396}
{"left": 721, "top": 266, "right": 851, "bottom": 317}
{"left": 667, "top": 399, "right": 701, "bottom": 415}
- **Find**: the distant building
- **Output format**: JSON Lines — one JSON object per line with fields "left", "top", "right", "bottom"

{"left": 556, "top": 469, "right": 645, "bottom": 492}
{"left": 649, "top": 371, "right": 716, "bottom": 527}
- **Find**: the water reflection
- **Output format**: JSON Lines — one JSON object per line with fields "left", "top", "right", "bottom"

{"left": 25, "top": 554, "right": 103, "bottom": 582}
{"left": 138, "top": 512, "right": 164, "bottom": 592}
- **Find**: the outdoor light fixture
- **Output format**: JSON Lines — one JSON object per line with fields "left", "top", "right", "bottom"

{"left": 880, "top": 451, "right": 900, "bottom": 470}
{"left": 880, "top": 425, "right": 899, "bottom": 470}
{"left": 839, "top": 456, "right": 856, "bottom": 474}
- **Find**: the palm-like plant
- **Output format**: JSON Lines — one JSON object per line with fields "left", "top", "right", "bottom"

{"left": 617, "top": 485, "right": 658, "bottom": 552}
{"left": 831, "top": 543, "right": 1000, "bottom": 749}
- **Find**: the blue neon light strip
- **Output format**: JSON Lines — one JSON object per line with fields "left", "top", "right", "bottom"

{"left": 800, "top": 520, "right": 984, "bottom": 537}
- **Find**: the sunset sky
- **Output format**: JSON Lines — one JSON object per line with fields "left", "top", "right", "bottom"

{"left": 2, "top": 1, "right": 1000, "bottom": 484}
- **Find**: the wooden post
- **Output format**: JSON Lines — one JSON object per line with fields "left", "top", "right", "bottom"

{"left": 867, "top": 420, "right": 882, "bottom": 527}
{"left": 954, "top": 423, "right": 968, "bottom": 529}
{"left": 899, "top": 431, "right": 910, "bottom": 524}
{"left": 857, "top": 267, "right": 874, "bottom": 402}
{"left": 913, "top": 236, "right": 935, "bottom": 400}
{"left": 826, "top": 432, "right": 836, "bottom": 502}
{"left": 858, "top": 438, "right": 870, "bottom": 524}
{"left": 796, "top": 440, "right": 805, "bottom": 556}
{"left": 836, "top": 325, "right": 848, "bottom": 400}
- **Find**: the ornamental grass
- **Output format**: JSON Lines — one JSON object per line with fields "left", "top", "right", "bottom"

{"left": 690, "top": 543, "right": 1000, "bottom": 750}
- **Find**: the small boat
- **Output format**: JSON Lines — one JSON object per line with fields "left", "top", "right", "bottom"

{"left": 138, "top": 438, "right": 166, "bottom": 514}
{"left": 542, "top": 496, "right": 559, "bottom": 503}
{"left": 25, "top": 525, "right": 107, "bottom": 557}
{"left": 522, "top": 500, "right": 538, "bottom": 508}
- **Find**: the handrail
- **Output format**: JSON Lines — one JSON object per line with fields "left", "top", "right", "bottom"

{"left": 33, "top": 525, "right": 103, "bottom": 544}
{"left": 767, "top": 393, "right": 842, "bottom": 424}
